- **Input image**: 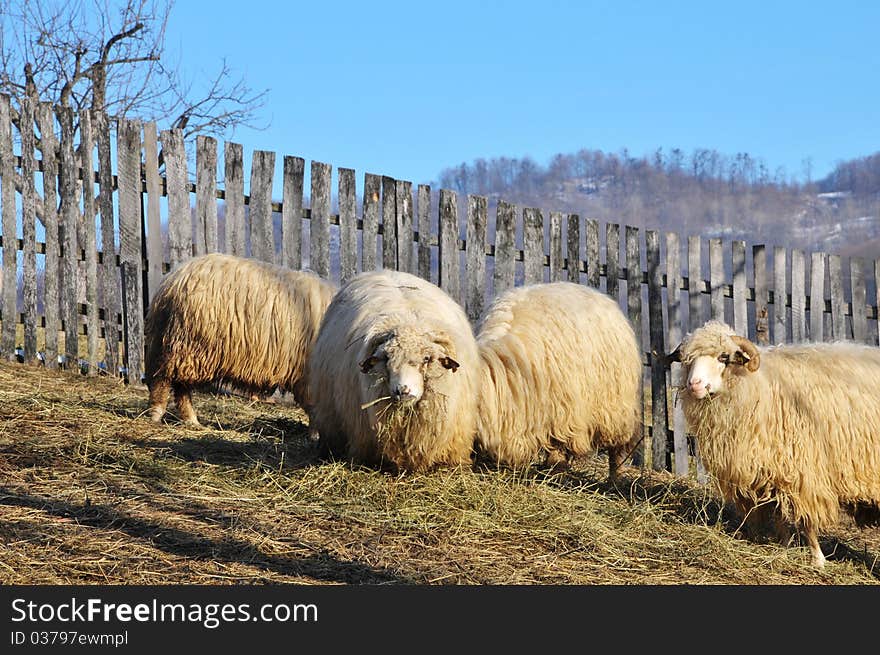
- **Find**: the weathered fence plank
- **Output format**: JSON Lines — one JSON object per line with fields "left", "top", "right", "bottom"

{"left": 566, "top": 214, "right": 580, "bottom": 283}
{"left": 96, "top": 112, "right": 119, "bottom": 373}
{"left": 20, "top": 96, "right": 38, "bottom": 362}
{"left": 850, "top": 257, "right": 867, "bottom": 343}
{"left": 382, "top": 176, "right": 397, "bottom": 270}
{"left": 810, "top": 251, "right": 825, "bottom": 342}
{"left": 59, "top": 106, "right": 81, "bottom": 368}
{"left": 688, "top": 236, "right": 703, "bottom": 332}
{"left": 790, "top": 249, "right": 806, "bottom": 343}
{"left": 753, "top": 244, "right": 768, "bottom": 345}
{"left": 417, "top": 184, "right": 431, "bottom": 281}
{"left": 281, "top": 156, "right": 304, "bottom": 270}
{"left": 828, "top": 254, "right": 846, "bottom": 339}
{"left": 666, "top": 233, "right": 689, "bottom": 477}
{"left": 195, "top": 135, "right": 218, "bottom": 256}
{"left": 80, "top": 111, "right": 99, "bottom": 374}
{"left": 143, "top": 122, "right": 163, "bottom": 300}
{"left": 549, "top": 211, "right": 564, "bottom": 282}
{"left": 120, "top": 261, "right": 142, "bottom": 385}
{"left": 687, "top": 235, "right": 707, "bottom": 483}
{"left": 162, "top": 129, "right": 191, "bottom": 271}
{"left": 709, "top": 238, "right": 724, "bottom": 322}
{"left": 362, "top": 174, "right": 380, "bottom": 272}
{"left": 310, "top": 161, "right": 331, "bottom": 278}
{"left": 38, "top": 104, "right": 59, "bottom": 369}
{"left": 0, "top": 95, "right": 16, "bottom": 360}
{"left": 438, "top": 189, "right": 460, "bottom": 301}
{"left": 585, "top": 218, "right": 599, "bottom": 288}
{"left": 732, "top": 240, "right": 747, "bottom": 336}
{"left": 396, "top": 180, "right": 413, "bottom": 274}
{"left": 224, "top": 142, "right": 245, "bottom": 257}
{"left": 338, "top": 167, "right": 357, "bottom": 282}
{"left": 523, "top": 207, "right": 544, "bottom": 286}
{"left": 606, "top": 224, "right": 620, "bottom": 301}
{"left": 116, "top": 118, "right": 143, "bottom": 381}
{"left": 248, "top": 150, "right": 276, "bottom": 265}
{"left": 465, "top": 194, "right": 487, "bottom": 322}
{"left": 625, "top": 225, "right": 644, "bottom": 467}
{"left": 647, "top": 230, "right": 668, "bottom": 472}
{"left": 773, "top": 246, "right": 787, "bottom": 344}
{"left": 493, "top": 201, "right": 516, "bottom": 296}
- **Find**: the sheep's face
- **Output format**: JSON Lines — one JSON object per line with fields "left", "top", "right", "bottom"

{"left": 359, "top": 327, "right": 460, "bottom": 405}
{"left": 667, "top": 323, "right": 761, "bottom": 400}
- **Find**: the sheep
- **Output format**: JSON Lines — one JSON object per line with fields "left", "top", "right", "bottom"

{"left": 665, "top": 319, "right": 880, "bottom": 567}
{"left": 144, "top": 253, "right": 336, "bottom": 426}
{"left": 305, "top": 269, "right": 480, "bottom": 473}
{"left": 474, "top": 281, "right": 643, "bottom": 479}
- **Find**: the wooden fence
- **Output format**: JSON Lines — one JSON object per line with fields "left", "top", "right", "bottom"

{"left": 0, "top": 94, "right": 878, "bottom": 477}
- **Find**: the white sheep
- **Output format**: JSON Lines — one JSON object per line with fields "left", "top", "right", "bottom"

{"left": 474, "top": 281, "right": 643, "bottom": 479}
{"left": 144, "top": 253, "right": 336, "bottom": 426}
{"left": 305, "top": 269, "right": 480, "bottom": 473}
{"left": 666, "top": 319, "right": 880, "bottom": 567}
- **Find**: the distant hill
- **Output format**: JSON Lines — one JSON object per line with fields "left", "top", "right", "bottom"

{"left": 434, "top": 148, "right": 880, "bottom": 260}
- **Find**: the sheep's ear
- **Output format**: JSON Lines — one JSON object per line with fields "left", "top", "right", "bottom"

{"left": 438, "top": 356, "right": 460, "bottom": 372}
{"left": 359, "top": 356, "right": 377, "bottom": 374}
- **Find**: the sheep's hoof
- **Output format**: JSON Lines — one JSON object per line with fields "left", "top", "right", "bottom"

{"left": 148, "top": 408, "right": 165, "bottom": 423}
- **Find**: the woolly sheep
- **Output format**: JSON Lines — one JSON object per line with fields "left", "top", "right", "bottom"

{"left": 144, "top": 253, "right": 336, "bottom": 426}
{"left": 305, "top": 269, "right": 480, "bottom": 473}
{"left": 666, "top": 320, "right": 880, "bottom": 567}
{"left": 474, "top": 281, "right": 642, "bottom": 479}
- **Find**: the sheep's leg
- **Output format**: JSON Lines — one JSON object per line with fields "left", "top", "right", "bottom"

{"left": 608, "top": 445, "right": 626, "bottom": 481}
{"left": 148, "top": 378, "right": 171, "bottom": 423}
{"left": 173, "top": 384, "right": 201, "bottom": 427}
{"left": 804, "top": 520, "right": 826, "bottom": 568}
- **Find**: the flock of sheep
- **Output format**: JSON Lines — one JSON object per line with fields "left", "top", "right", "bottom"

{"left": 143, "top": 252, "right": 880, "bottom": 568}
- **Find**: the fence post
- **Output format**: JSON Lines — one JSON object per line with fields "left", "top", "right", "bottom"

{"left": 625, "top": 225, "right": 644, "bottom": 467}
{"left": 338, "top": 167, "right": 357, "bottom": 282}
{"left": 753, "top": 244, "right": 769, "bottom": 345}
{"left": 666, "top": 232, "right": 689, "bottom": 477}
{"left": 161, "top": 128, "right": 191, "bottom": 271}
{"left": 646, "top": 230, "right": 668, "bottom": 471}
{"left": 0, "top": 95, "right": 16, "bottom": 360}
{"left": 38, "top": 103, "right": 60, "bottom": 369}
{"left": 709, "top": 238, "right": 724, "bottom": 322}
{"left": 493, "top": 201, "right": 516, "bottom": 297}
{"left": 121, "top": 261, "right": 143, "bottom": 386}
{"left": 606, "top": 224, "right": 620, "bottom": 302}
{"left": 143, "top": 122, "right": 163, "bottom": 300}
{"left": 195, "top": 136, "right": 218, "bottom": 256}
{"left": 465, "top": 195, "right": 487, "bottom": 322}
{"left": 523, "top": 207, "right": 543, "bottom": 285}
{"left": 438, "top": 189, "right": 460, "bottom": 301}
{"left": 809, "top": 251, "right": 826, "bottom": 342}
{"left": 224, "top": 142, "right": 246, "bottom": 257}
{"left": 773, "top": 246, "right": 787, "bottom": 344}
{"left": 850, "top": 257, "right": 867, "bottom": 343}
{"left": 80, "top": 111, "right": 99, "bottom": 375}
{"left": 96, "top": 112, "right": 120, "bottom": 374}
{"left": 310, "top": 161, "right": 331, "bottom": 278}
{"left": 249, "top": 150, "right": 276, "bottom": 265}
{"left": 20, "top": 95, "right": 38, "bottom": 362}
{"left": 281, "top": 156, "right": 305, "bottom": 271}
{"left": 417, "top": 184, "right": 432, "bottom": 282}
{"left": 382, "top": 176, "right": 397, "bottom": 270}
{"left": 362, "top": 174, "right": 380, "bottom": 271}
{"left": 549, "top": 211, "right": 564, "bottom": 282}
{"left": 585, "top": 218, "right": 599, "bottom": 288}
{"left": 396, "top": 180, "right": 413, "bottom": 274}
{"left": 732, "top": 240, "right": 747, "bottom": 336}
{"left": 790, "top": 249, "right": 806, "bottom": 343}
{"left": 566, "top": 214, "right": 580, "bottom": 284}
{"left": 828, "top": 254, "right": 846, "bottom": 340}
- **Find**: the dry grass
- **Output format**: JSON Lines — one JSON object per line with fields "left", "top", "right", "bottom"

{"left": 0, "top": 359, "right": 877, "bottom": 585}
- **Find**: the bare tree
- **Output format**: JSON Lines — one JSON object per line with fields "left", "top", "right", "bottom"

{"left": 1, "top": 0, "right": 267, "bottom": 135}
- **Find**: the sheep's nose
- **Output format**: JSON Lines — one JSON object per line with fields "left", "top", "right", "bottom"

{"left": 688, "top": 377, "right": 702, "bottom": 389}
{"left": 393, "top": 384, "right": 411, "bottom": 400}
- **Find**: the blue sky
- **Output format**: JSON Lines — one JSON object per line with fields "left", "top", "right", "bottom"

{"left": 165, "top": 0, "right": 880, "bottom": 186}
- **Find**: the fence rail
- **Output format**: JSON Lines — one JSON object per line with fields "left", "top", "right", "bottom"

{"left": 0, "top": 94, "right": 878, "bottom": 478}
